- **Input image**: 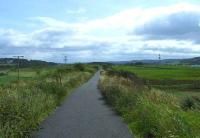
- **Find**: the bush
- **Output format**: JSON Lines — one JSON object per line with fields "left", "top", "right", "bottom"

{"left": 74, "top": 63, "right": 85, "bottom": 71}
{"left": 180, "top": 96, "right": 200, "bottom": 110}
{"left": 102, "top": 64, "right": 111, "bottom": 70}
{"left": 0, "top": 72, "right": 7, "bottom": 76}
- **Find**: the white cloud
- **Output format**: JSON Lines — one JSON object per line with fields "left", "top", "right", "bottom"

{"left": 1, "top": 2, "right": 200, "bottom": 62}
{"left": 80, "top": 3, "right": 200, "bottom": 36}
{"left": 29, "top": 17, "right": 76, "bottom": 29}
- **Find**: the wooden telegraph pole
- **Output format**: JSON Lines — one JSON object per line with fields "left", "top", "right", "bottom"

{"left": 159, "top": 54, "right": 161, "bottom": 64}
{"left": 64, "top": 56, "right": 67, "bottom": 64}
{"left": 13, "top": 56, "right": 24, "bottom": 81}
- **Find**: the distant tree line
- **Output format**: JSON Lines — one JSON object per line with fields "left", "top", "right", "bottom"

{"left": 0, "top": 58, "right": 57, "bottom": 68}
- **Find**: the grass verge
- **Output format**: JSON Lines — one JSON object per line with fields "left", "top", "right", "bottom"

{"left": 99, "top": 70, "right": 200, "bottom": 138}
{"left": 0, "top": 64, "right": 97, "bottom": 137}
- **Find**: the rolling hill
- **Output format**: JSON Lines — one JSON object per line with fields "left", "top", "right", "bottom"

{"left": 0, "top": 58, "right": 57, "bottom": 68}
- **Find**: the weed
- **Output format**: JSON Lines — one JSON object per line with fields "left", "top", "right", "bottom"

{"left": 99, "top": 70, "right": 200, "bottom": 138}
{"left": 0, "top": 65, "right": 96, "bottom": 137}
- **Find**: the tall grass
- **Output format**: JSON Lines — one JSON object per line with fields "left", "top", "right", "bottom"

{"left": 99, "top": 71, "right": 200, "bottom": 138}
{"left": 0, "top": 65, "right": 96, "bottom": 137}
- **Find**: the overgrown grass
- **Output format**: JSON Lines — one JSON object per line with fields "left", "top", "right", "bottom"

{"left": 99, "top": 70, "right": 200, "bottom": 138}
{"left": 0, "top": 64, "right": 97, "bottom": 137}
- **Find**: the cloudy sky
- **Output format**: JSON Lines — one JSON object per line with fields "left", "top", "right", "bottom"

{"left": 0, "top": 0, "right": 200, "bottom": 62}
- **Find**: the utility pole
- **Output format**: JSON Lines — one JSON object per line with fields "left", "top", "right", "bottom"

{"left": 158, "top": 54, "right": 161, "bottom": 64}
{"left": 64, "top": 56, "right": 67, "bottom": 64}
{"left": 13, "top": 56, "right": 24, "bottom": 81}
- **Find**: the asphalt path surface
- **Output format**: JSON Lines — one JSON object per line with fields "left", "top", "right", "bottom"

{"left": 35, "top": 71, "right": 133, "bottom": 138}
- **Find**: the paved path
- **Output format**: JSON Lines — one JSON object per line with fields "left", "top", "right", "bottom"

{"left": 35, "top": 71, "right": 133, "bottom": 138}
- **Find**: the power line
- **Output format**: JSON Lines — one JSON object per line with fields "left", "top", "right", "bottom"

{"left": 13, "top": 56, "right": 24, "bottom": 81}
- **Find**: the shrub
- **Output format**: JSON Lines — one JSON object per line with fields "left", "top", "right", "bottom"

{"left": 34, "top": 69, "right": 41, "bottom": 76}
{"left": 0, "top": 72, "right": 7, "bottom": 76}
{"left": 181, "top": 97, "right": 195, "bottom": 110}
{"left": 102, "top": 64, "right": 111, "bottom": 70}
{"left": 74, "top": 63, "right": 85, "bottom": 71}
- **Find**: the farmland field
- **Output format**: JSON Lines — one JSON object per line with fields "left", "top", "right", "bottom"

{"left": 0, "top": 67, "right": 58, "bottom": 85}
{"left": 113, "top": 65, "right": 200, "bottom": 80}
{"left": 113, "top": 65, "right": 200, "bottom": 92}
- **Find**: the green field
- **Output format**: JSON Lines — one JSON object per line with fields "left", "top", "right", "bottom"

{"left": 113, "top": 65, "right": 200, "bottom": 80}
{"left": 0, "top": 66, "right": 63, "bottom": 85}
{"left": 0, "top": 69, "right": 35, "bottom": 85}
{"left": 113, "top": 65, "right": 200, "bottom": 92}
